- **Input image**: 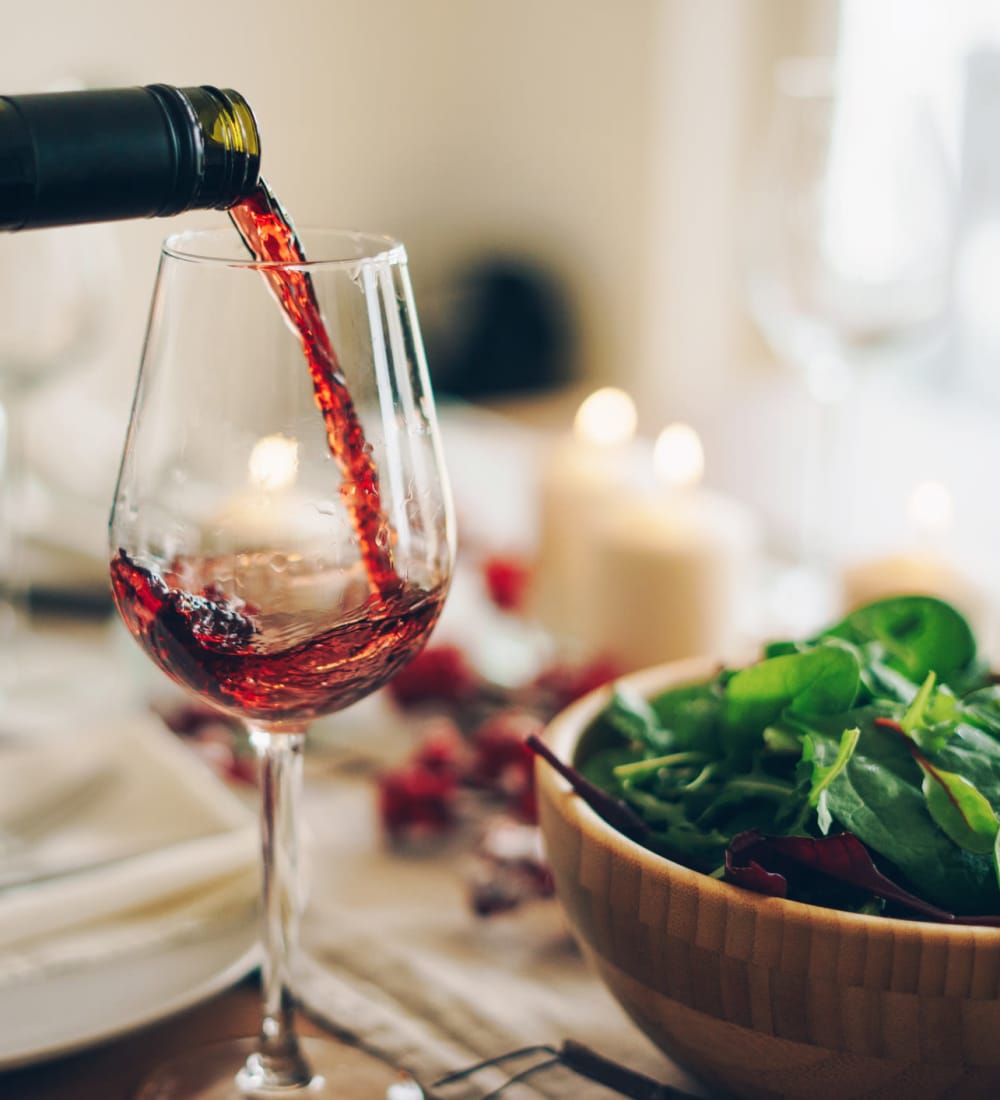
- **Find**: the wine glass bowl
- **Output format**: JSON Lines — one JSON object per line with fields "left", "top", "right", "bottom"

{"left": 745, "top": 57, "right": 953, "bottom": 403}
{"left": 109, "top": 224, "right": 454, "bottom": 1096}
{"left": 110, "top": 227, "right": 453, "bottom": 726}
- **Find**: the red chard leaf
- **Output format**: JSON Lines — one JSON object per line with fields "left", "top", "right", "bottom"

{"left": 725, "top": 830, "right": 1000, "bottom": 926}
{"left": 724, "top": 846, "right": 788, "bottom": 897}
{"left": 527, "top": 734, "right": 652, "bottom": 843}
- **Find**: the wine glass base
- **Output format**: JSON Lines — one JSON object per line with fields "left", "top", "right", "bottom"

{"left": 134, "top": 1036, "right": 407, "bottom": 1099}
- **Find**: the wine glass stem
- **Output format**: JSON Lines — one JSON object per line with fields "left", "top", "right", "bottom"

{"left": 240, "top": 724, "right": 315, "bottom": 1093}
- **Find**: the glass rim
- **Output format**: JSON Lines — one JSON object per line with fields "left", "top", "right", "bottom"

{"left": 161, "top": 226, "right": 407, "bottom": 269}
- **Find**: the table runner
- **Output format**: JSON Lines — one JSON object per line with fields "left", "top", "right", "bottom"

{"left": 297, "top": 762, "right": 708, "bottom": 1098}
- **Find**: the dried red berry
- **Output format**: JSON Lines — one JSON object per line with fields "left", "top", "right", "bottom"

{"left": 466, "top": 820, "right": 554, "bottom": 915}
{"left": 533, "top": 655, "right": 620, "bottom": 711}
{"left": 483, "top": 555, "right": 532, "bottom": 613}
{"left": 472, "top": 711, "right": 541, "bottom": 783}
{"left": 471, "top": 711, "right": 542, "bottom": 822}
{"left": 412, "top": 719, "right": 472, "bottom": 781}
{"left": 377, "top": 763, "right": 458, "bottom": 839}
{"left": 386, "top": 644, "right": 479, "bottom": 707}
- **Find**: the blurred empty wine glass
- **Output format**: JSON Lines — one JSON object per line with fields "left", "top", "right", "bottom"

{"left": 0, "top": 224, "right": 114, "bottom": 677}
{"left": 744, "top": 57, "right": 953, "bottom": 609}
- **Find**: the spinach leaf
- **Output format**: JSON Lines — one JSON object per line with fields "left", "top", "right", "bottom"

{"left": 926, "top": 720, "right": 1000, "bottom": 875}
{"left": 888, "top": 672, "right": 960, "bottom": 754}
{"left": 619, "top": 783, "right": 692, "bottom": 827}
{"left": 812, "top": 712, "right": 1000, "bottom": 913}
{"left": 648, "top": 678, "right": 723, "bottom": 753}
{"left": 864, "top": 658, "right": 921, "bottom": 704}
{"left": 900, "top": 672, "right": 936, "bottom": 735}
{"left": 919, "top": 762, "right": 999, "bottom": 856}
{"left": 958, "top": 685, "right": 1000, "bottom": 738}
{"left": 914, "top": 685, "right": 962, "bottom": 754}
{"left": 879, "top": 707, "right": 1000, "bottom": 859}
{"left": 925, "top": 721, "right": 1000, "bottom": 810}
{"left": 603, "top": 677, "right": 723, "bottom": 757}
{"left": 602, "top": 687, "right": 672, "bottom": 752}
{"left": 646, "top": 821, "right": 731, "bottom": 870}
{"left": 803, "top": 726, "right": 860, "bottom": 834}
{"left": 721, "top": 643, "right": 860, "bottom": 754}
{"left": 822, "top": 595, "right": 976, "bottom": 684}
{"left": 581, "top": 745, "right": 641, "bottom": 792}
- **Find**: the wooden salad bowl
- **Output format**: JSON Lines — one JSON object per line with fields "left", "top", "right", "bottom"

{"left": 536, "top": 657, "right": 1000, "bottom": 1100}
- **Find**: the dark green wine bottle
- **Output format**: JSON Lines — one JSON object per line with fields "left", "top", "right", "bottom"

{"left": 0, "top": 84, "right": 260, "bottom": 230}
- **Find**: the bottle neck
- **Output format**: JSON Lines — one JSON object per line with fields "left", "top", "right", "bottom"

{"left": 0, "top": 84, "right": 261, "bottom": 230}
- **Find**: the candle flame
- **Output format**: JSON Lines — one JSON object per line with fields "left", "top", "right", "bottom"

{"left": 908, "top": 479, "right": 952, "bottom": 537}
{"left": 248, "top": 434, "right": 299, "bottom": 491}
{"left": 654, "top": 423, "right": 704, "bottom": 489}
{"left": 573, "top": 387, "right": 637, "bottom": 447}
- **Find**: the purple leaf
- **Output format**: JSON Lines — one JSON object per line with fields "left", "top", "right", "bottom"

{"left": 724, "top": 846, "right": 788, "bottom": 898}
{"left": 725, "top": 830, "right": 1000, "bottom": 926}
{"left": 527, "top": 734, "right": 651, "bottom": 842}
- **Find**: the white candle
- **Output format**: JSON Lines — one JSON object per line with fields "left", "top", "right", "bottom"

{"left": 841, "top": 480, "right": 975, "bottom": 614}
{"left": 580, "top": 423, "right": 759, "bottom": 672}
{"left": 206, "top": 434, "right": 345, "bottom": 610}
{"left": 211, "top": 433, "right": 310, "bottom": 548}
{"left": 533, "top": 388, "right": 642, "bottom": 640}
{"left": 209, "top": 429, "right": 330, "bottom": 550}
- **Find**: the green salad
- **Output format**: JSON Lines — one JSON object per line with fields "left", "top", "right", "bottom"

{"left": 578, "top": 595, "right": 1000, "bottom": 922}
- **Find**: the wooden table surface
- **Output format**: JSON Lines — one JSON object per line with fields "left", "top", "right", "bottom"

{"left": 0, "top": 976, "right": 403, "bottom": 1100}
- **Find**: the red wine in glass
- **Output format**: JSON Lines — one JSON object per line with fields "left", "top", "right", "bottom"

{"left": 110, "top": 548, "right": 446, "bottom": 723}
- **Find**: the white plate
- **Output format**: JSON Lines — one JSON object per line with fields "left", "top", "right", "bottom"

{"left": 0, "top": 913, "right": 259, "bottom": 1070}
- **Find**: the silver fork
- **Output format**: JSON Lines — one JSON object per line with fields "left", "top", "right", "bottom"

{"left": 388, "top": 1041, "right": 701, "bottom": 1100}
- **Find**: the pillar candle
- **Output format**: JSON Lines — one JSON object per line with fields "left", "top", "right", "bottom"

{"left": 840, "top": 480, "right": 977, "bottom": 618}
{"left": 533, "top": 388, "right": 643, "bottom": 641}
{"left": 580, "top": 423, "right": 760, "bottom": 671}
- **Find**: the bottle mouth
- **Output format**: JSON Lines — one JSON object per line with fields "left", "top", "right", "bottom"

{"left": 193, "top": 87, "right": 261, "bottom": 209}
{"left": 162, "top": 226, "right": 407, "bottom": 269}
{"left": 146, "top": 84, "right": 262, "bottom": 214}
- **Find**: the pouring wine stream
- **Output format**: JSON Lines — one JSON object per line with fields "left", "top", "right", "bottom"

{"left": 228, "top": 180, "right": 399, "bottom": 599}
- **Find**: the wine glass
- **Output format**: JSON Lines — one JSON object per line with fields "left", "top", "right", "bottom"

{"left": 109, "top": 225, "right": 455, "bottom": 1098}
{"left": 744, "top": 57, "right": 953, "bottom": 615}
